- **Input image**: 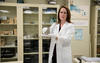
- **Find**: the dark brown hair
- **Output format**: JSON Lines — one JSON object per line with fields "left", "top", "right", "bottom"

{"left": 58, "top": 6, "right": 71, "bottom": 23}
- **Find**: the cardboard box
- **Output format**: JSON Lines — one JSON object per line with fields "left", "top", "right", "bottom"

{"left": 9, "top": 18, "right": 14, "bottom": 24}
{"left": 4, "top": 31, "right": 10, "bottom": 35}
{"left": 1, "top": 20, "right": 7, "bottom": 24}
{"left": 0, "top": 38, "right": 5, "bottom": 46}
{"left": 13, "top": 29, "right": 17, "bottom": 35}
{"left": 13, "top": 17, "right": 17, "bottom": 24}
{"left": 0, "top": 31, "right": 4, "bottom": 35}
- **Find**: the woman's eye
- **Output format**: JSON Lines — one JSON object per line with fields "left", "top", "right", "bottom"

{"left": 60, "top": 12, "right": 63, "bottom": 13}
{"left": 64, "top": 12, "right": 67, "bottom": 14}
{"left": 60, "top": 12, "right": 67, "bottom": 14}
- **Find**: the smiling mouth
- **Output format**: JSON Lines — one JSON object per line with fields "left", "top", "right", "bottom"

{"left": 62, "top": 17, "right": 64, "bottom": 18}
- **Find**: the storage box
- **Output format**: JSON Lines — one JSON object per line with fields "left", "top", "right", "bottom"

{"left": 4, "top": 30, "right": 13, "bottom": 35}
{"left": 13, "top": 17, "right": 17, "bottom": 24}
{"left": 0, "top": 31, "right": 4, "bottom": 35}
{"left": 9, "top": 18, "right": 14, "bottom": 24}
{"left": 13, "top": 29, "right": 17, "bottom": 35}
{"left": 1, "top": 20, "right": 7, "bottom": 24}
{"left": 0, "top": 38, "right": 5, "bottom": 46}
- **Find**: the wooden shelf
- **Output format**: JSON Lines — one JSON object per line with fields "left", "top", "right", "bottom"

{"left": 1, "top": 58, "right": 17, "bottom": 60}
{"left": 97, "top": 24, "right": 100, "bottom": 26}
{"left": 97, "top": 43, "right": 100, "bottom": 45}
{"left": 97, "top": 34, "right": 100, "bottom": 35}
{"left": 0, "top": 35, "right": 17, "bottom": 37}
{"left": 24, "top": 23, "right": 38, "bottom": 26}
{"left": 42, "top": 52, "right": 49, "bottom": 54}
{"left": 42, "top": 38, "right": 50, "bottom": 39}
{"left": 42, "top": 23, "right": 51, "bottom": 26}
{"left": 0, "top": 46, "right": 17, "bottom": 48}
{"left": 0, "top": 24, "right": 17, "bottom": 26}
{"left": 24, "top": 38, "right": 38, "bottom": 40}
{"left": 1, "top": 56, "right": 17, "bottom": 60}
{"left": 43, "top": 12, "right": 57, "bottom": 15}
{"left": 97, "top": 54, "right": 100, "bottom": 56}
{"left": 24, "top": 52, "right": 39, "bottom": 55}
{"left": 24, "top": 12, "right": 38, "bottom": 15}
{"left": 1, "top": 61, "right": 18, "bottom": 63}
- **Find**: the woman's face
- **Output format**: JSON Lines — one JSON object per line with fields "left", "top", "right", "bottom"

{"left": 59, "top": 8, "right": 67, "bottom": 22}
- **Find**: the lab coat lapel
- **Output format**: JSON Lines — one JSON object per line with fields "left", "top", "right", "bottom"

{"left": 59, "top": 22, "right": 67, "bottom": 34}
{"left": 56, "top": 24, "right": 60, "bottom": 34}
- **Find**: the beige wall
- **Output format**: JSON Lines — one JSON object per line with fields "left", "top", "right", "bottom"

{"left": 71, "top": 0, "right": 90, "bottom": 5}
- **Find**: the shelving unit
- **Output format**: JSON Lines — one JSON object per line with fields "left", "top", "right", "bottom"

{"left": 0, "top": 2, "right": 91, "bottom": 63}
{"left": 0, "top": 4, "right": 17, "bottom": 62}
{"left": 42, "top": 6, "right": 59, "bottom": 62}
{"left": 41, "top": 5, "right": 59, "bottom": 63}
{"left": 0, "top": 3, "right": 59, "bottom": 63}
{"left": 23, "top": 6, "right": 39, "bottom": 63}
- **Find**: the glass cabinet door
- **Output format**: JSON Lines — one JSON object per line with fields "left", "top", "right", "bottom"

{"left": 97, "top": 10, "right": 100, "bottom": 57}
{"left": 0, "top": 6, "right": 17, "bottom": 62}
{"left": 42, "top": 7, "right": 58, "bottom": 63}
{"left": 23, "top": 6, "right": 39, "bottom": 63}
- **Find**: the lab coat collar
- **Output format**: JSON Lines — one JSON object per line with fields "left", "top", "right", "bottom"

{"left": 57, "top": 21, "right": 68, "bottom": 33}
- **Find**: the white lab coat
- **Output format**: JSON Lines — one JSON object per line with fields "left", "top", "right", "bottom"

{"left": 48, "top": 22, "right": 75, "bottom": 63}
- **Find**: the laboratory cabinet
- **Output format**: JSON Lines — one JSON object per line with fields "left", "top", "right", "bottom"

{"left": 0, "top": 2, "right": 91, "bottom": 63}
{"left": 0, "top": 2, "right": 59, "bottom": 63}
{"left": 0, "top": 5, "right": 17, "bottom": 62}
{"left": 91, "top": 6, "right": 100, "bottom": 57}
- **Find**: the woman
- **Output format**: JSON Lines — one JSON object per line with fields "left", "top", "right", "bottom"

{"left": 48, "top": 6, "right": 75, "bottom": 63}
